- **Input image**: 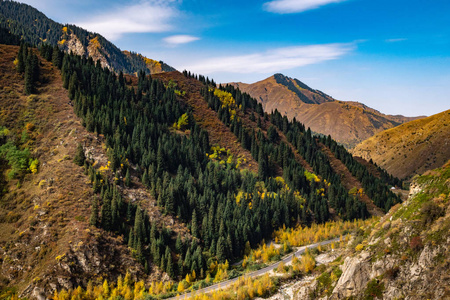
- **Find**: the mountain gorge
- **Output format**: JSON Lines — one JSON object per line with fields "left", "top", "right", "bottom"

{"left": 0, "top": 2, "right": 448, "bottom": 300}
{"left": 0, "top": 30, "right": 402, "bottom": 298}
{"left": 229, "top": 74, "right": 422, "bottom": 148}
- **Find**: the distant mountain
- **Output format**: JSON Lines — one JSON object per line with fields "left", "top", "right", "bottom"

{"left": 352, "top": 109, "right": 450, "bottom": 180}
{"left": 228, "top": 74, "right": 422, "bottom": 148}
{"left": 0, "top": 0, "right": 175, "bottom": 74}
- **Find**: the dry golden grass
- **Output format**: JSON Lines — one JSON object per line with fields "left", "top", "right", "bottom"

{"left": 352, "top": 109, "right": 450, "bottom": 180}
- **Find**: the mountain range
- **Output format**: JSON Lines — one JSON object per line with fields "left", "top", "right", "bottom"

{"left": 228, "top": 74, "right": 423, "bottom": 148}
{"left": 0, "top": 1, "right": 449, "bottom": 299}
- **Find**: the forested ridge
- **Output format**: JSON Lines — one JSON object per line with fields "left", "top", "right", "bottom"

{"left": 0, "top": 0, "right": 174, "bottom": 74}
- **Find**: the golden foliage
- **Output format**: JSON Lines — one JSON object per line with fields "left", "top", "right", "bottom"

{"left": 90, "top": 36, "right": 100, "bottom": 49}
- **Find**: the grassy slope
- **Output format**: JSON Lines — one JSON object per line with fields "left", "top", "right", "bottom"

{"left": 352, "top": 109, "right": 450, "bottom": 181}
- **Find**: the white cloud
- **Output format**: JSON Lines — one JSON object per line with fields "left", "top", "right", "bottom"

{"left": 181, "top": 43, "right": 355, "bottom": 74}
{"left": 164, "top": 35, "right": 200, "bottom": 45}
{"left": 263, "top": 0, "right": 346, "bottom": 14}
{"left": 385, "top": 38, "right": 407, "bottom": 43}
{"left": 76, "top": 1, "right": 179, "bottom": 40}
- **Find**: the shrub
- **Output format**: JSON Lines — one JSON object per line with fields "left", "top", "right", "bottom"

{"left": 409, "top": 236, "right": 423, "bottom": 251}
{"left": 385, "top": 266, "right": 400, "bottom": 280}
{"left": 364, "top": 278, "right": 384, "bottom": 299}
{"left": 421, "top": 201, "right": 444, "bottom": 226}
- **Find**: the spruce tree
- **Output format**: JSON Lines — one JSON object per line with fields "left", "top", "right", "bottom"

{"left": 73, "top": 143, "right": 86, "bottom": 166}
{"left": 89, "top": 197, "right": 99, "bottom": 226}
{"left": 125, "top": 168, "right": 131, "bottom": 187}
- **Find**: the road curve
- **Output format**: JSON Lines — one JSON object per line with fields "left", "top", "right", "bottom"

{"left": 167, "top": 237, "right": 341, "bottom": 300}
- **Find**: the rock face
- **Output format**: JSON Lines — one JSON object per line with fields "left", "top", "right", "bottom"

{"left": 64, "top": 33, "right": 85, "bottom": 57}
{"left": 332, "top": 252, "right": 371, "bottom": 299}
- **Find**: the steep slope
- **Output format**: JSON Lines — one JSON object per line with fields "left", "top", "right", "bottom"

{"left": 0, "top": 44, "right": 188, "bottom": 298}
{"left": 0, "top": 0, "right": 175, "bottom": 74}
{"left": 0, "top": 44, "right": 138, "bottom": 296}
{"left": 352, "top": 109, "right": 450, "bottom": 181}
{"left": 331, "top": 161, "right": 450, "bottom": 299}
{"left": 268, "top": 162, "right": 450, "bottom": 299}
{"left": 228, "top": 74, "right": 422, "bottom": 148}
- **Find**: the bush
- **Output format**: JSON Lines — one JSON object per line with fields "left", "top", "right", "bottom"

{"left": 364, "top": 278, "right": 384, "bottom": 299}
{"left": 409, "top": 236, "right": 423, "bottom": 252}
{"left": 421, "top": 201, "right": 444, "bottom": 225}
{"left": 384, "top": 266, "right": 400, "bottom": 280}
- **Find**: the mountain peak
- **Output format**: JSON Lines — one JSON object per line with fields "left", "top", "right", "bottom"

{"left": 227, "top": 74, "right": 422, "bottom": 148}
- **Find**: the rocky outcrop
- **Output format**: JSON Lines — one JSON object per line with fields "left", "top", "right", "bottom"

{"left": 64, "top": 33, "right": 86, "bottom": 57}
{"left": 331, "top": 251, "right": 371, "bottom": 298}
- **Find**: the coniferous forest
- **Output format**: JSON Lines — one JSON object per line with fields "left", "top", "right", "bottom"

{"left": 23, "top": 44, "right": 402, "bottom": 282}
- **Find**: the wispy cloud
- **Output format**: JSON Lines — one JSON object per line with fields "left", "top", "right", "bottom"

{"left": 385, "top": 38, "right": 408, "bottom": 43}
{"left": 263, "top": 0, "right": 347, "bottom": 14}
{"left": 164, "top": 35, "right": 200, "bottom": 45}
{"left": 182, "top": 43, "right": 355, "bottom": 74}
{"left": 76, "top": 1, "right": 179, "bottom": 40}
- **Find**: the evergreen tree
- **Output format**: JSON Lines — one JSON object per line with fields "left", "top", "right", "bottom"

{"left": 89, "top": 197, "right": 99, "bottom": 226}
{"left": 16, "top": 42, "right": 25, "bottom": 73}
{"left": 73, "top": 143, "right": 86, "bottom": 166}
{"left": 125, "top": 168, "right": 131, "bottom": 187}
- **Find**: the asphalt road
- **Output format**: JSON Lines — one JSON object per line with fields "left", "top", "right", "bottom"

{"left": 167, "top": 236, "right": 342, "bottom": 300}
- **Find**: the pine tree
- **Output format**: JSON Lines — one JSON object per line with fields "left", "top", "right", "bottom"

{"left": 73, "top": 143, "right": 86, "bottom": 166}
{"left": 89, "top": 197, "right": 99, "bottom": 226}
{"left": 16, "top": 43, "right": 25, "bottom": 73}
{"left": 191, "top": 209, "right": 198, "bottom": 238}
{"left": 165, "top": 246, "right": 174, "bottom": 278}
{"left": 216, "top": 236, "right": 226, "bottom": 262}
{"left": 101, "top": 196, "right": 112, "bottom": 231}
{"left": 125, "top": 168, "right": 131, "bottom": 187}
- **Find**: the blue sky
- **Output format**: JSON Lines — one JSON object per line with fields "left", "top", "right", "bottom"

{"left": 20, "top": 0, "right": 450, "bottom": 117}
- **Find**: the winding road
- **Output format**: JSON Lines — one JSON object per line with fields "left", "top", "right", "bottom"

{"left": 167, "top": 237, "right": 341, "bottom": 300}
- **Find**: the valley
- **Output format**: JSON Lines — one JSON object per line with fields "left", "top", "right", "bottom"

{"left": 0, "top": 1, "right": 449, "bottom": 299}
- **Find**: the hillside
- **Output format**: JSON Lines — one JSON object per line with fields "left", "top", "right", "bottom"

{"left": 0, "top": 18, "right": 406, "bottom": 299}
{"left": 0, "top": 0, "right": 175, "bottom": 74}
{"left": 0, "top": 44, "right": 173, "bottom": 297}
{"left": 259, "top": 161, "right": 450, "bottom": 299}
{"left": 352, "top": 109, "right": 450, "bottom": 181}
{"left": 228, "top": 74, "right": 422, "bottom": 148}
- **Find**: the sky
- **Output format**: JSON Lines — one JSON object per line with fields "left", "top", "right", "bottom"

{"left": 19, "top": 0, "right": 450, "bottom": 117}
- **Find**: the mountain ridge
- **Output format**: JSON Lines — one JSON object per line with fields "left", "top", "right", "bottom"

{"left": 0, "top": 0, "right": 175, "bottom": 74}
{"left": 352, "top": 109, "right": 450, "bottom": 181}
{"left": 227, "top": 74, "right": 423, "bottom": 148}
